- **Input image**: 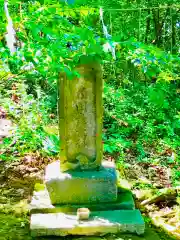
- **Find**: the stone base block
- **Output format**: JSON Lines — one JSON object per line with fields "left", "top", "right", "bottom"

{"left": 45, "top": 161, "right": 118, "bottom": 204}
{"left": 30, "top": 210, "right": 145, "bottom": 237}
{"left": 30, "top": 188, "right": 135, "bottom": 214}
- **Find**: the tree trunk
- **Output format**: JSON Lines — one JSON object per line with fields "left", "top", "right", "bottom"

{"left": 152, "top": 8, "right": 169, "bottom": 47}
{"left": 172, "top": 12, "right": 176, "bottom": 54}
{"left": 145, "top": 9, "right": 151, "bottom": 43}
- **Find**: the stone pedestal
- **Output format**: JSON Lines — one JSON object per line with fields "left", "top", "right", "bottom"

{"left": 30, "top": 161, "right": 145, "bottom": 237}
{"left": 45, "top": 161, "right": 117, "bottom": 204}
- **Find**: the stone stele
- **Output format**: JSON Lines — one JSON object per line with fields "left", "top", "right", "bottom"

{"left": 58, "top": 55, "right": 103, "bottom": 172}
{"left": 31, "top": 55, "right": 145, "bottom": 237}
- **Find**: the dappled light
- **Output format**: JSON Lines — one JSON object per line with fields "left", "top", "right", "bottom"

{"left": 0, "top": 0, "right": 179, "bottom": 239}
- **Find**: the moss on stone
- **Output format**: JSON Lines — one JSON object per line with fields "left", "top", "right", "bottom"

{"left": 59, "top": 57, "right": 103, "bottom": 172}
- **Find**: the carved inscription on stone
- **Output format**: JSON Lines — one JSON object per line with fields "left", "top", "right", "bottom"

{"left": 59, "top": 58, "right": 103, "bottom": 172}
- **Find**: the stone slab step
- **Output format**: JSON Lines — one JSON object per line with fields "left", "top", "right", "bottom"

{"left": 30, "top": 209, "right": 145, "bottom": 237}
{"left": 30, "top": 189, "right": 135, "bottom": 214}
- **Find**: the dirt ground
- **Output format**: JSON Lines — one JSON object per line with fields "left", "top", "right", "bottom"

{"left": 0, "top": 157, "right": 176, "bottom": 240}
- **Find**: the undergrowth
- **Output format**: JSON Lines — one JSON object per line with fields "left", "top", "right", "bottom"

{"left": 0, "top": 1, "right": 179, "bottom": 187}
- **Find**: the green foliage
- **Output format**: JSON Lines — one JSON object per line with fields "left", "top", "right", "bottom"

{"left": 0, "top": 79, "right": 59, "bottom": 160}
{"left": 103, "top": 79, "right": 180, "bottom": 164}
{"left": 80, "top": 0, "right": 180, "bottom": 53}
{"left": 0, "top": 0, "right": 179, "bottom": 179}
{"left": 0, "top": 1, "right": 104, "bottom": 160}
{"left": 107, "top": 40, "right": 180, "bottom": 82}
{"left": 0, "top": 3, "right": 179, "bottom": 240}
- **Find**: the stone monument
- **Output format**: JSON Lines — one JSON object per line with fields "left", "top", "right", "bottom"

{"left": 30, "top": 55, "right": 145, "bottom": 237}
{"left": 59, "top": 55, "right": 103, "bottom": 172}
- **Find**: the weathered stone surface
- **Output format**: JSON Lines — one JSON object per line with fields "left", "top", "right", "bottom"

{"left": 45, "top": 161, "right": 117, "bottom": 204}
{"left": 30, "top": 188, "right": 135, "bottom": 214}
{"left": 59, "top": 56, "right": 103, "bottom": 172}
{"left": 30, "top": 210, "right": 145, "bottom": 237}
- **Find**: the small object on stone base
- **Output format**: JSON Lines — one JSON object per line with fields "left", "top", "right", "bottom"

{"left": 77, "top": 208, "right": 90, "bottom": 220}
